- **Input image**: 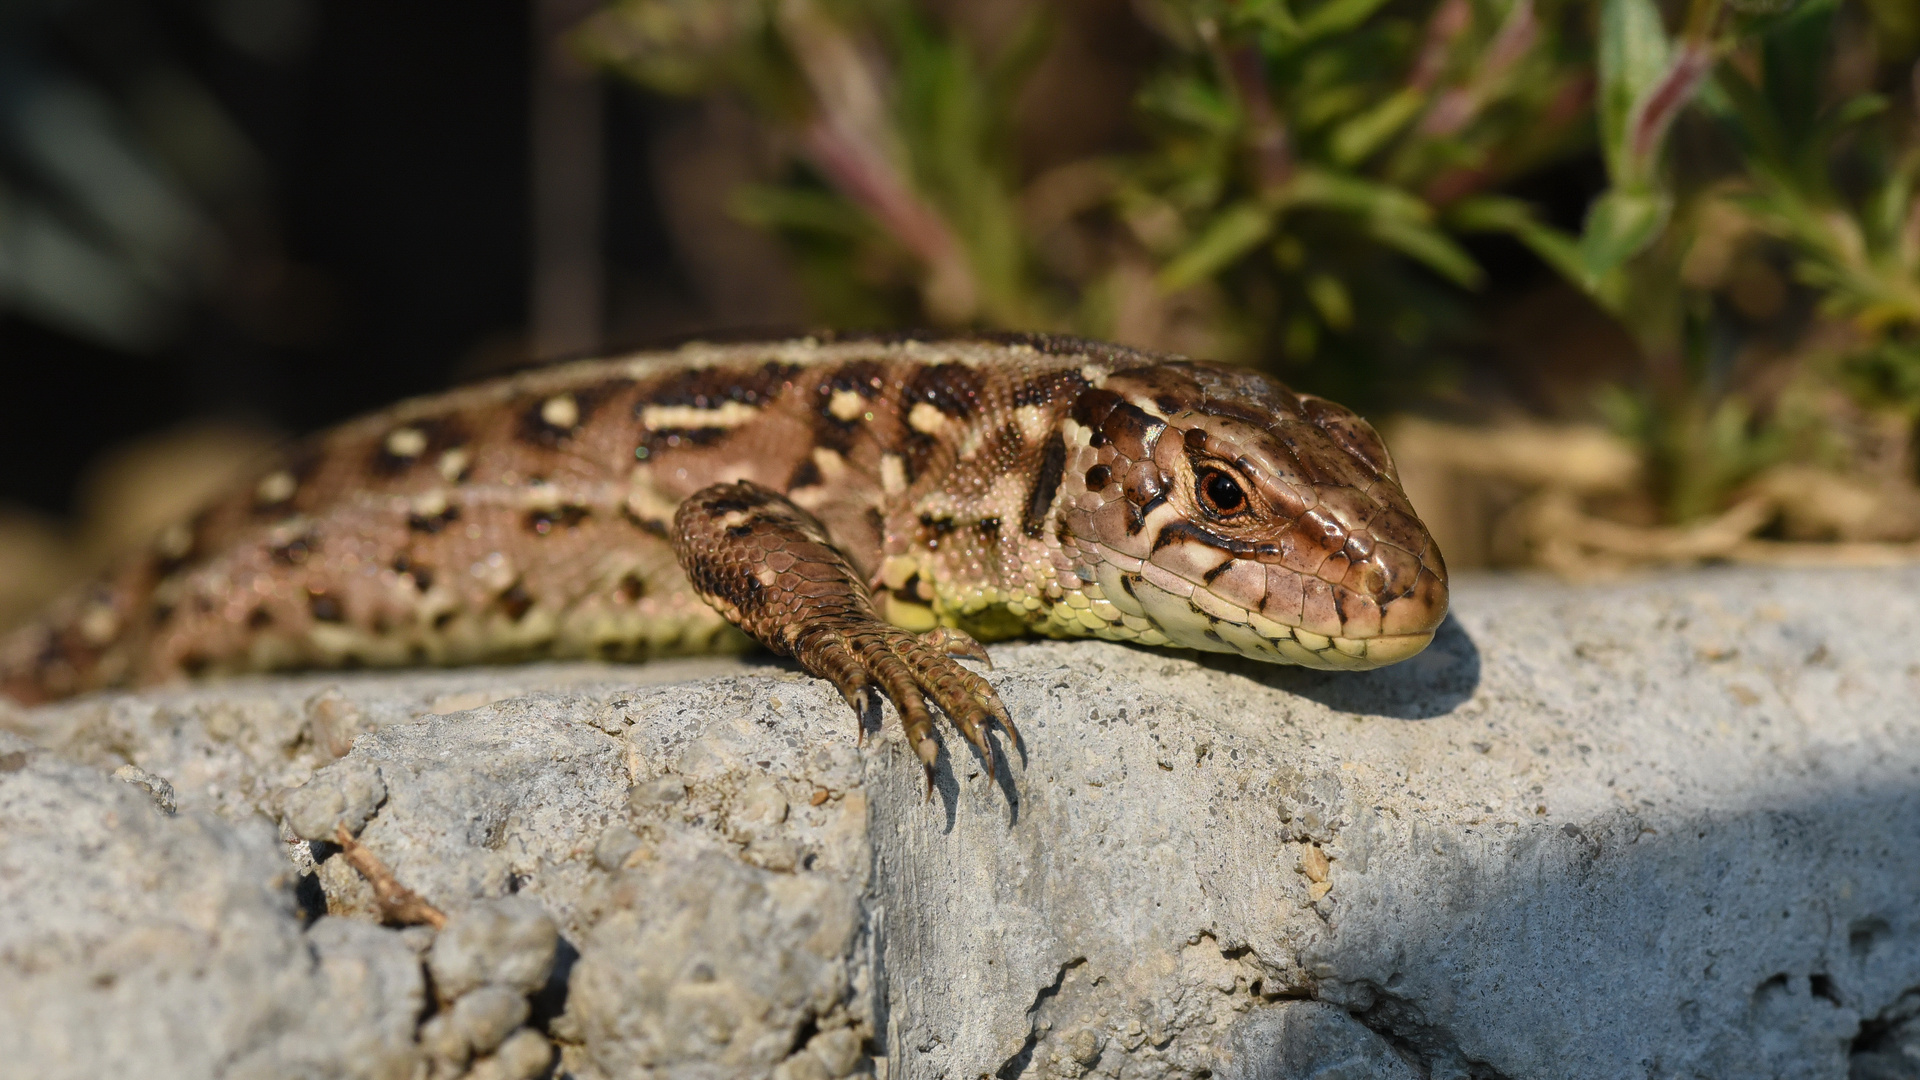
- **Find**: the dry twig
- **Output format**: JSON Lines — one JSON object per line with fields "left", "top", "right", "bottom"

{"left": 332, "top": 823, "right": 447, "bottom": 930}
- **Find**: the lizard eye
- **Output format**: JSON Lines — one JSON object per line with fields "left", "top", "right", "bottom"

{"left": 1196, "top": 469, "right": 1248, "bottom": 517}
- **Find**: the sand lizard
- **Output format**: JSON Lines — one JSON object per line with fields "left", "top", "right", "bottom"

{"left": 0, "top": 334, "right": 1448, "bottom": 778}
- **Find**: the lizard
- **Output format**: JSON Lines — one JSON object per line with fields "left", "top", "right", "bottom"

{"left": 0, "top": 333, "right": 1448, "bottom": 781}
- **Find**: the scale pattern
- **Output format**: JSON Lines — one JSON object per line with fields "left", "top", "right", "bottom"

{"left": 0, "top": 334, "right": 1448, "bottom": 759}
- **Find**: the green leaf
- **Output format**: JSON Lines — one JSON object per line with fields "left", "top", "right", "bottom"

{"left": 1832, "top": 92, "right": 1889, "bottom": 128}
{"left": 1157, "top": 202, "right": 1276, "bottom": 290}
{"left": 1328, "top": 87, "right": 1425, "bottom": 167}
{"left": 1365, "top": 215, "right": 1484, "bottom": 288}
{"left": 1578, "top": 188, "right": 1670, "bottom": 285}
{"left": 1597, "top": 0, "right": 1671, "bottom": 184}
{"left": 1449, "top": 195, "right": 1590, "bottom": 291}
{"left": 1295, "top": 0, "right": 1394, "bottom": 41}
{"left": 1283, "top": 168, "right": 1433, "bottom": 223}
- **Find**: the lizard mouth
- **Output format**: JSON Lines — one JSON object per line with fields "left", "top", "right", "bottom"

{"left": 1118, "top": 568, "right": 1440, "bottom": 670}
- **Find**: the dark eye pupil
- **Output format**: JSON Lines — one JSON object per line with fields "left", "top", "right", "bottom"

{"left": 1201, "top": 470, "right": 1245, "bottom": 514}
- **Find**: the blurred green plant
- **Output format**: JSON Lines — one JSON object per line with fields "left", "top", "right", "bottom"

{"left": 580, "top": 0, "right": 1920, "bottom": 529}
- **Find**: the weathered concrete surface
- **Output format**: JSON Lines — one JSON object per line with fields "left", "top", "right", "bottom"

{"left": 2, "top": 567, "right": 1918, "bottom": 1080}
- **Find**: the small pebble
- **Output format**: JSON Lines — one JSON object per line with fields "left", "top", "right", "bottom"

{"left": 427, "top": 897, "right": 558, "bottom": 997}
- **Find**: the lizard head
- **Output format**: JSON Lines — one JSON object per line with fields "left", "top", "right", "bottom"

{"left": 1061, "top": 361, "right": 1447, "bottom": 670}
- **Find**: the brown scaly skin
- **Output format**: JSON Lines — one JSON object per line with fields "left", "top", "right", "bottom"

{"left": 0, "top": 333, "right": 1447, "bottom": 778}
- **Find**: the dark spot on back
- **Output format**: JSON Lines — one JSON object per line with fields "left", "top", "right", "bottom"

{"left": 179, "top": 653, "right": 211, "bottom": 677}
{"left": 641, "top": 426, "right": 733, "bottom": 455}
{"left": 526, "top": 505, "right": 590, "bottom": 535}
{"left": 270, "top": 532, "right": 318, "bottom": 566}
{"left": 151, "top": 604, "right": 175, "bottom": 628}
{"left": 498, "top": 582, "right": 535, "bottom": 622}
{"left": 248, "top": 606, "right": 273, "bottom": 629}
{"left": 641, "top": 362, "right": 797, "bottom": 409}
{"left": 434, "top": 611, "right": 457, "bottom": 630}
{"left": 788, "top": 457, "right": 823, "bottom": 490}
{"left": 977, "top": 517, "right": 1002, "bottom": 538}
{"left": 393, "top": 556, "right": 435, "bottom": 593}
{"left": 308, "top": 591, "right": 344, "bottom": 623}
{"left": 919, "top": 513, "right": 957, "bottom": 535}
{"left": 900, "top": 430, "right": 940, "bottom": 485}
{"left": 620, "top": 505, "right": 668, "bottom": 537}
{"left": 1013, "top": 370, "right": 1090, "bottom": 408}
{"left": 1023, "top": 432, "right": 1068, "bottom": 539}
{"left": 616, "top": 573, "right": 645, "bottom": 603}
{"left": 1085, "top": 464, "right": 1111, "bottom": 489}
{"left": 827, "top": 360, "right": 888, "bottom": 395}
{"left": 408, "top": 505, "right": 461, "bottom": 534}
{"left": 372, "top": 417, "right": 466, "bottom": 476}
{"left": 520, "top": 385, "right": 615, "bottom": 447}
{"left": 906, "top": 363, "right": 983, "bottom": 418}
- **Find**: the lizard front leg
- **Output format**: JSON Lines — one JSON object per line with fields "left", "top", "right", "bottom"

{"left": 670, "top": 481, "right": 1015, "bottom": 786}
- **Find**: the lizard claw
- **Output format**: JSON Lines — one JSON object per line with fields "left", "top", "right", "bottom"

{"left": 790, "top": 621, "right": 1014, "bottom": 780}
{"left": 923, "top": 626, "right": 993, "bottom": 670}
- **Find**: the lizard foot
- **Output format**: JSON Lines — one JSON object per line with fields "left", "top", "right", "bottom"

{"left": 672, "top": 481, "right": 1016, "bottom": 792}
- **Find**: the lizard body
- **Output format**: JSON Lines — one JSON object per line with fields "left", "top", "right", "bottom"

{"left": 0, "top": 334, "right": 1447, "bottom": 771}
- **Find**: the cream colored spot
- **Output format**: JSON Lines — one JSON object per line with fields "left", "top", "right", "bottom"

{"left": 1079, "top": 363, "right": 1110, "bottom": 386}
{"left": 523, "top": 480, "right": 561, "bottom": 512}
{"left": 626, "top": 471, "right": 679, "bottom": 522}
{"left": 438, "top": 447, "right": 471, "bottom": 482}
{"left": 1015, "top": 404, "right": 1052, "bottom": 442}
{"left": 908, "top": 401, "right": 947, "bottom": 435}
{"left": 879, "top": 454, "right": 907, "bottom": 496}
{"left": 811, "top": 447, "right": 848, "bottom": 480}
{"left": 720, "top": 509, "right": 752, "bottom": 529}
{"left": 412, "top": 490, "right": 449, "bottom": 518}
{"left": 884, "top": 595, "right": 938, "bottom": 632}
{"left": 640, "top": 401, "right": 760, "bottom": 430}
{"left": 1129, "top": 395, "right": 1169, "bottom": 420}
{"left": 755, "top": 567, "right": 778, "bottom": 588}
{"left": 156, "top": 523, "right": 194, "bottom": 560}
{"left": 829, "top": 389, "right": 867, "bottom": 422}
{"left": 541, "top": 393, "right": 580, "bottom": 429}
{"left": 79, "top": 604, "right": 119, "bottom": 645}
{"left": 880, "top": 555, "right": 919, "bottom": 591}
{"left": 1063, "top": 418, "right": 1092, "bottom": 448}
{"left": 385, "top": 427, "right": 428, "bottom": 459}
{"left": 256, "top": 471, "right": 296, "bottom": 505}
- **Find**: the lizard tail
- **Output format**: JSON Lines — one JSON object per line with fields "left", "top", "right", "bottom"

{"left": 0, "top": 568, "right": 153, "bottom": 705}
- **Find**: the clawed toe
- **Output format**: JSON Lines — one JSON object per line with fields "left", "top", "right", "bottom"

{"left": 799, "top": 622, "right": 1016, "bottom": 784}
